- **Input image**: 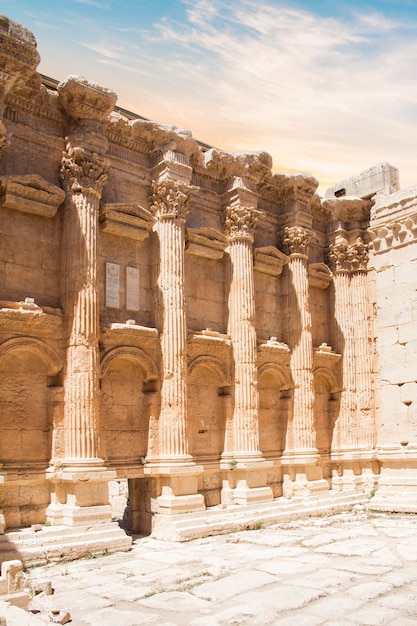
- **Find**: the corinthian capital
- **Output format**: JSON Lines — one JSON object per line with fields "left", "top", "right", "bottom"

{"left": 327, "top": 240, "right": 369, "bottom": 273}
{"left": 224, "top": 206, "right": 261, "bottom": 241}
{"left": 150, "top": 179, "right": 197, "bottom": 221}
{"left": 327, "top": 242, "right": 350, "bottom": 273}
{"left": 60, "top": 144, "right": 108, "bottom": 196}
{"left": 280, "top": 226, "right": 310, "bottom": 256}
{"left": 349, "top": 240, "right": 369, "bottom": 272}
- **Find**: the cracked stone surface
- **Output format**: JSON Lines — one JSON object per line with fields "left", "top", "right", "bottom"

{"left": 26, "top": 511, "right": 417, "bottom": 625}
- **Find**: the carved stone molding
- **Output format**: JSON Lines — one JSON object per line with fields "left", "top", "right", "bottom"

{"left": 0, "top": 174, "right": 65, "bottom": 217}
{"left": 0, "top": 301, "right": 62, "bottom": 338}
{"left": 254, "top": 246, "right": 289, "bottom": 276}
{"left": 99, "top": 203, "right": 154, "bottom": 240}
{"left": 280, "top": 226, "right": 310, "bottom": 257}
{"left": 0, "top": 16, "right": 40, "bottom": 104}
{"left": 185, "top": 227, "right": 228, "bottom": 260}
{"left": 151, "top": 179, "right": 197, "bottom": 221}
{"left": 322, "top": 196, "right": 372, "bottom": 224}
{"left": 369, "top": 213, "right": 417, "bottom": 254}
{"left": 60, "top": 144, "right": 109, "bottom": 196}
{"left": 223, "top": 206, "right": 261, "bottom": 241}
{"left": 257, "top": 337, "right": 291, "bottom": 362}
{"left": 57, "top": 75, "right": 117, "bottom": 122}
{"left": 308, "top": 263, "right": 333, "bottom": 289}
{"left": 313, "top": 343, "right": 341, "bottom": 370}
{"left": 0, "top": 120, "right": 10, "bottom": 153}
{"left": 204, "top": 148, "right": 272, "bottom": 185}
{"left": 276, "top": 173, "right": 319, "bottom": 206}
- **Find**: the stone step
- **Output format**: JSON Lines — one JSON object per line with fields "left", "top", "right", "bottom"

{"left": 0, "top": 522, "right": 132, "bottom": 567}
{"left": 151, "top": 491, "right": 369, "bottom": 541}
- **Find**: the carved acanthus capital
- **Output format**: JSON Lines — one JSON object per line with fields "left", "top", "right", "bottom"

{"left": 327, "top": 240, "right": 369, "bottom": 273}
{"left": 327, "top": 242, "right": 350, "bottom": 273}
{"left": 150, "top": 179, "right": 197, "bottom": 221}
{"left": 349, "top": 240, "right": 369, "bottom": 272}
{"left": 60, "top": 144, "right": 109, "bottom": 196}
{"left": 224, "top": 206, "right": 261, "bottom": 241}
{"left": 280, "top": 226, "right": 310, "bottom": 256}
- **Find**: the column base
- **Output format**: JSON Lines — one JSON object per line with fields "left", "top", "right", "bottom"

{"left": 46, "top": 464, "right": 116, "bottom": 527}
{"left": 330, "top": 450, "right": 379, "bottom": 494}
{"left": 281, "top": 452, "right": 329, "bottom": 498}
{"left": 371, "top": 447, "right": 417, "bottom": 512}
{"left": 220, "top": 459, "right": 273, "bottom": 506}
{"left": 145, "top": 463, "right": 205, "bottom": 515}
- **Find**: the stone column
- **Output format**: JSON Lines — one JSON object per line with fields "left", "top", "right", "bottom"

{"left": 60, "top": 146, "right": 107, "bottom": 463}
{"left": 350, "top": 240, "right": 375, "bottom": 449}
{"left": 221, "top": 183, "right": 273, "bottom": 505}
{"left": 146, "top": 173, "right": 205, "bottom": 515}
{"left": 225, "top": 205, "right": 261, "bottom": 457}
{"left": 47, "top": 76, "right": 118, "bottom": 526}
{"left": 151, "top": 178, "right": 192, "bottom": 461}
{"left": 281, "top": 226, "right": 328, "bottom": 496}
{"left": 328, "top": 241, "right": 356, "bottom": 452}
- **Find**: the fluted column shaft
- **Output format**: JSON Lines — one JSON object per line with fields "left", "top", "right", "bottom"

{"left": 282, "top": 227, "right": 315, "bottom": 452}
{"left": 156, "top": 215, "right": 188, "bottom": 457}
{"left": 332, "top": 267, "right": 356, "bottom": 449}
{"left": 61, "top": 152, "right": 107, "bottom": 462}
{"left": 350, "top": 242, "right": 374, "bottom": 448}
{"left": 151, "top": 178, "right": 196, "bottom": 460}
{"left": 227, "top": 236, "right": 259, "bottom": 453}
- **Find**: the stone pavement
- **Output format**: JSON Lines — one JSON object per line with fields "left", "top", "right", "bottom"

{"left": 26, "top": 509, "right": 417, "bottom": 625}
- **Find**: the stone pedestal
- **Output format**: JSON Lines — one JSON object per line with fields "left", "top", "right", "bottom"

{"left": 46, "top": 467, "right": 116, "bottom": 526}
{"left": 146, "top": 465, "right": 205, "bottom": 515}
{"left": 281, "top": 453, "right": 329, "bottom": 498}
{"left": 371, "top": 447, "right": 417, "bottom": 512}
{"left": 220, "top": 460, "right": 273, "bottom": 505}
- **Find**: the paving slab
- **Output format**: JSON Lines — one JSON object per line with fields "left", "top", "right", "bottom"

{"left": 19, "top": 511, "right": 417, "bottom": 626}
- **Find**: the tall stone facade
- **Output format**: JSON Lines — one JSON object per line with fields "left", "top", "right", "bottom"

{"left": 0, "top": 16, "right": 416, "bottom": 548}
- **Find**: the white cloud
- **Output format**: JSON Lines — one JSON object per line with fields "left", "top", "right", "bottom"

{"left": 139, "top": 0, "right": 417, "bottom": 190}
{"left": 71, "top": 0, "right": 109, "bottom": 8}
{"left": 76, "top": 42, "right": 122, "bottom": 58}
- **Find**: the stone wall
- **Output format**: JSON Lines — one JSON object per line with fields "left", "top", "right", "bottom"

{"left": 0, "top": 15, "right": 416, "bottom": 537}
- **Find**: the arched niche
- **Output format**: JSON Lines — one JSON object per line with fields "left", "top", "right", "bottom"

{"left": 100, "top": 347, "right": 158, "bottom": 463}
{"left": 314, "top": 367, "right": 340, "bottom": 456}
{"left": 187, "top": 356, "right": 230, "bottom": 462}
{"left": 258, "top": 363, "right": 292, "bottom": 459}
{"left": 0, "top": 338, "right": 63, "bottom": 467}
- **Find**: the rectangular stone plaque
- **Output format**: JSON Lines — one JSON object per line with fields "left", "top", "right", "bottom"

{"left": 106, "top": 262, "right": 120, "bottom": 308}
{"left": 126, "top": 266, "right": 140, "bottom": 311}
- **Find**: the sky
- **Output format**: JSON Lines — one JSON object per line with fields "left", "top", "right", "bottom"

{"left": 2, "top": 0, "right": 417, "bottom": 193}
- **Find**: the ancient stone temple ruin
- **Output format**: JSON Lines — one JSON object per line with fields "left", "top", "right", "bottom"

{"left": 0, "top": 16, "right": 416, "bottom": 560}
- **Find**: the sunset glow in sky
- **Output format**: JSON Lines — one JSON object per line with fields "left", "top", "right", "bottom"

{"left": 2, "top": 0, "right": 417, "bottom": 192}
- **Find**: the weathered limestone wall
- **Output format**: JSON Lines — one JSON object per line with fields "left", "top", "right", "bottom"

{"left": 0, "top": 14, "right": 417, "bottom": 541}
{"left": 368, "top": 187, "right": 417, "bottom": 510}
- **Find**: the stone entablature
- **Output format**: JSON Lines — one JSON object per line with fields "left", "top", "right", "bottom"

{"left": 0, "top": 15, "right": 417, "bottom": 547}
